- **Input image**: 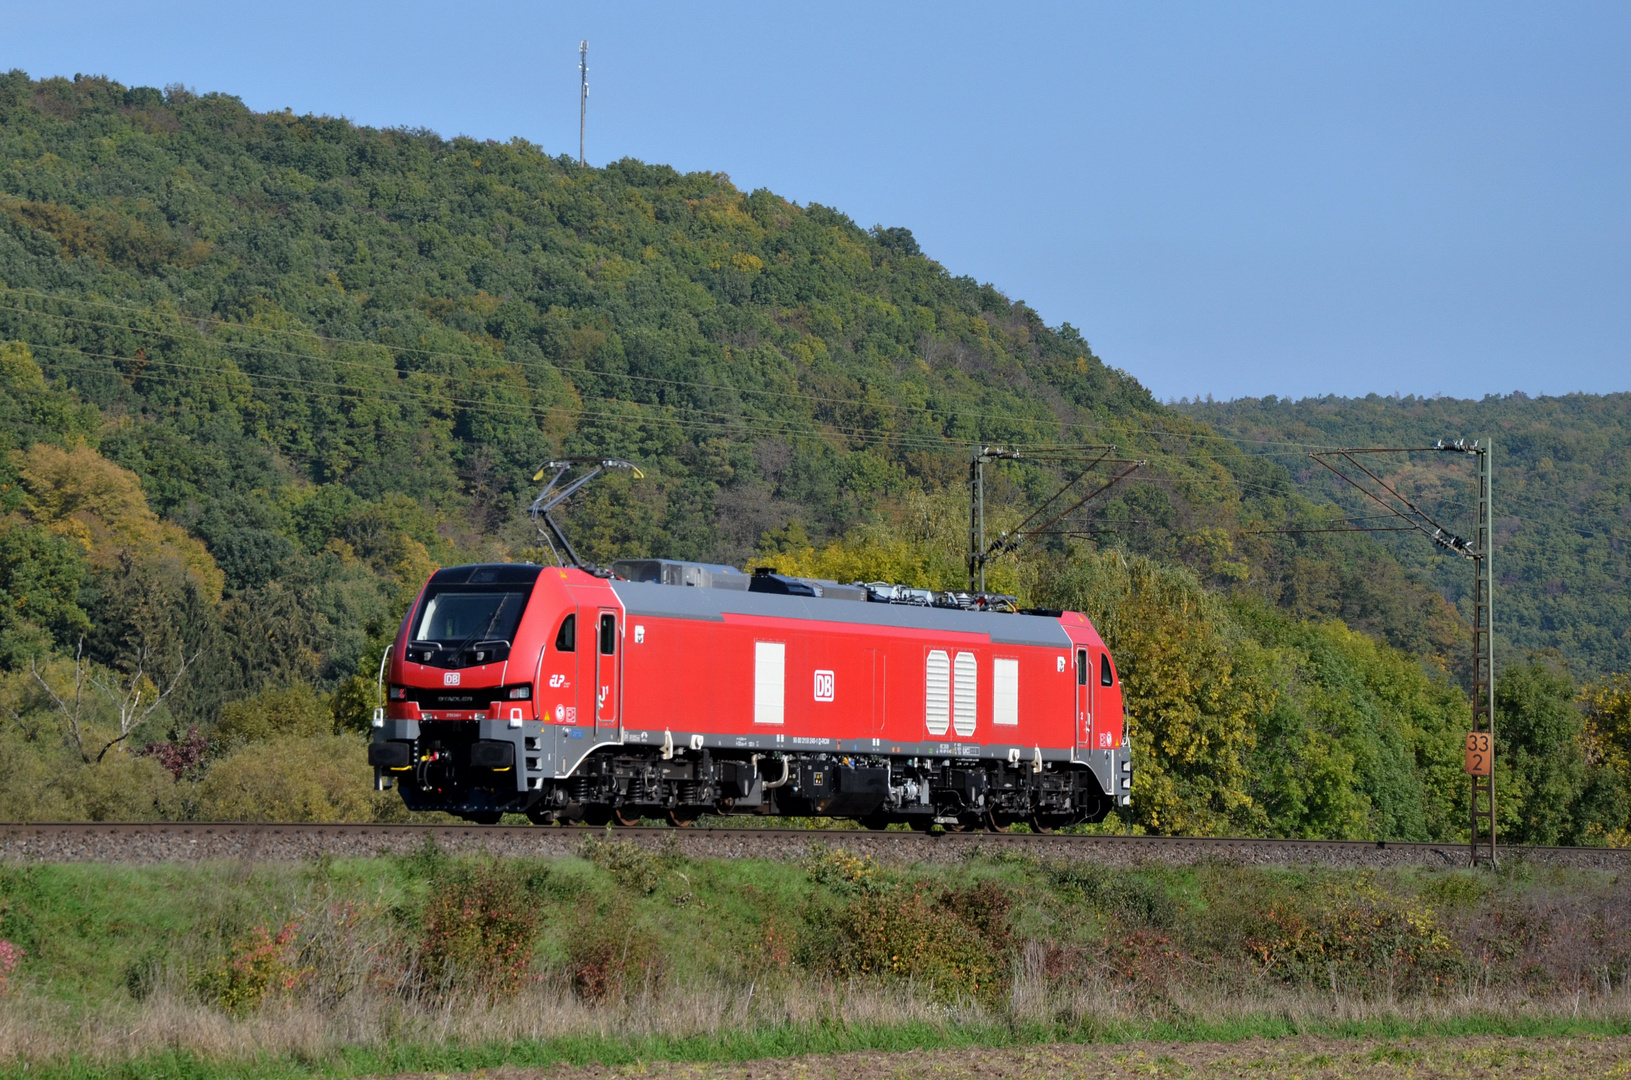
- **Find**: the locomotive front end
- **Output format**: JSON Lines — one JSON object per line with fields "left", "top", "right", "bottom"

{"left": 369, "top": 563, "right": 558, "bottom": 823}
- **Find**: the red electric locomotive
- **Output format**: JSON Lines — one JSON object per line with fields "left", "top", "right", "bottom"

{"left": 368, "top": 463, "right": 1133, "bottom": 829}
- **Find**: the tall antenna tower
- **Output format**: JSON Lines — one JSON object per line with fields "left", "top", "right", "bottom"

{"left": 578, "top": 40, "right": 589, "bottom": 166}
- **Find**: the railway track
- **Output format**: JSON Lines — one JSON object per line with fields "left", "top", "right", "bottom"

{"left": 1, "top": 820, "right": 1627, "bottom": 869}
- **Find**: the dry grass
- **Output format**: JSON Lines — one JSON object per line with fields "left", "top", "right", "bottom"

{"left": 2, "top": 962, "right": 1628, "bottom": 1070}
{"left": 0, "top": 976, "right": 967, "bottom": 1065}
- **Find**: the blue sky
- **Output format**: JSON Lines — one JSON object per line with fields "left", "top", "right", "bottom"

{"left": 5, "top": 1, "right": 1628, "bottom": 401}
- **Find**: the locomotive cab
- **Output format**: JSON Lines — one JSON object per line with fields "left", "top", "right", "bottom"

{"left": 372, "top": 563, "right": 560, "bottom": 822}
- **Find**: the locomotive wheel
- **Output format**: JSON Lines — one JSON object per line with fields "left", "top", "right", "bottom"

{"left": 613, "top": 806, "right": 643, "bottom": 827}
{"left": 667, "top": 808, "right": 699, "bottom": 828}
{"left": 582, "top": 803, "right": 613, "bottom": 827}
{"left": 465, "top": 811, "right": 503, "bottom": 825}
{"left": 983, "top": 812, "right": 1009, "bottom": 833}
{"left": 860, "top": 814, "right": 890, "bottom": 831}
{"left": 1027, "top": 812, "right": 1053, "bottom": 834}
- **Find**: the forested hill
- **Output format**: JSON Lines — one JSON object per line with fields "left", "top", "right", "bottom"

{"left": 0, "top": 71, "right": 1451, "bottom": 705}
{"left": 1178, "top": 393, "right": 1631, "bottom": 679}
{"left": 2, "top": 72, "right": 1624, "bottom": 842}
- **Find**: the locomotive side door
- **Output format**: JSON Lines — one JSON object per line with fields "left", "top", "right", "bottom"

{"left": 595, "top": 609, "right": 620, "bottom": 732}
{"left": 869, "top": 649, "right": 886, "bottom": 734}
{"left": 1076, "top": 647, "right": 1093, "bottom": 751}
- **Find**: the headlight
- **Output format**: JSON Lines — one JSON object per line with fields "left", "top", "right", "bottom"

{"left": 389, "top": 686, "right": 407, "bottom": 700}
{"left": 508, "top": 685, "right": 532, "bottom": 700}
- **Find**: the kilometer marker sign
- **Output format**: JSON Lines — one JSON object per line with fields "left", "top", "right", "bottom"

{"left": 1464, "top": 731, "right": 1493, "bottom": 776}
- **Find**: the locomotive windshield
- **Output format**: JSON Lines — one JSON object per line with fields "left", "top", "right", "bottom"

{"left": 407, "top": 564, "right": 542, "bottom": 655}
{"left": 413, "top": 589, "right": 527, "bottom": 646}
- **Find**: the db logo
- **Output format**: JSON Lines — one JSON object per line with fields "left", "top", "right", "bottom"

{"left": 813, "top": 670, "right": 835, "bottom": 702}
{"left": 443, "top": 672, "right": 460, "bottom": 686}
{"left": 548, "top": 674, "right": 568, "bottom": 688}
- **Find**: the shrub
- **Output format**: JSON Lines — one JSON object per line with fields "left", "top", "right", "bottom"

{"left": 196, "top": 733, "right": 381, "bottom": 822}
{"left": 1245, "top": 880, "right": 1457, "bottom": 993}
{"left": 419, "top": 859, "right": 539, "bottom": 998}
{"left": 1448, "top": 879, "right": 1631, "bottom": 994}
{"left": 803, "top": 878, "right": 1014, "bottom": 1003}
{"left": 214, "top": 684, "right": 334, "bottom": 748}
{"left": 138, "top": 725, "right": 209, "bottom": 779}
{"left": 1046, "top": 861, "right": 1177, "bottom": 927}
{"left": 567, "top": 920, "right": 665, "bottom": 1002}
{"left": 195, "top": 921, "right": 307, "bottom": 1016}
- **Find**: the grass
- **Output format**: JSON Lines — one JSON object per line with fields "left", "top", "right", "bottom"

{"left": 2, "top": 1006, "right": 1628, "bottom": 1080}
{"left": 0, "top": 842, "right": 1627, "bottom": 1077}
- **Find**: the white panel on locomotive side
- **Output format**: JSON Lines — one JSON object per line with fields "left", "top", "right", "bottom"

{"left": 754, "top": 641, "right": 785, "bottom": 725}
{"left": 993, "top": 657, "right": 1019, "bottom": 726}
{"left": 925, "top": 649, "right": 950, "bottom": 736}
{"left": 953, "top": 651, "right": 977, "bottom": 738}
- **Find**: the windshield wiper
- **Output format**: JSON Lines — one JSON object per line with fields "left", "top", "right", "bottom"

{"left": 446, "top": 595, "right": 514, "bottom": 662}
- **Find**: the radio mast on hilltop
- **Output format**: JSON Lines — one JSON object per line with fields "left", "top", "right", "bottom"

{"left": 578, "top": 40, "right": 589, "bottom": 166}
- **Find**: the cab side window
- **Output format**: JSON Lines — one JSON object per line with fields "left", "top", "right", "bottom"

{"left": 1076, "top": 649, "right": 1088, "bottom": 685}
{"left": 1100, "top": 653, "right": 1114, "bottom": 687}
{"left": 599, "top": 614, "right": 617, "bottom": 654}
{"left": 555, "top": 614, "right": 575, "bottom": 652}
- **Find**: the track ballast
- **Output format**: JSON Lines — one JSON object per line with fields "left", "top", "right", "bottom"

{"left": 1, "top": 821, "right": 1626, "bottom": 869}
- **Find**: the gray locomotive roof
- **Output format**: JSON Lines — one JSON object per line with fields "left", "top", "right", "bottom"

{"left": 609, "top": 580, "right": 1072, "bottom": 648}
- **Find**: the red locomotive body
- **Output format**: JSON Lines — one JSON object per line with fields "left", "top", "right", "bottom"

{"left": 370, "top": 559, "right": 1133, "bottom": 828}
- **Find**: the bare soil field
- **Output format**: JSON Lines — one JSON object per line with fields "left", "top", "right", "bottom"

{"left": 379, "top": 1036, "right": 1631, "bottom": 1080}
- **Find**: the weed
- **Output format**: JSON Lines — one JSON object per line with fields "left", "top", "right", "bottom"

{"left": 397, "top": 832, "right": 450, "bottom": 883}
{"left": 579, "top": 836, "right": 662, "bottom": 894}
{"left": 804, "top": 844, "right": 882, "bottom": 894}
{"left": 0, "top": 938, "right": 22, "bottom": 996}
{"left": 122, "top": 945, "right": 166, "bottom": 1002}
{"left": 1047, "top": 860, "right": 1111, "bottom": 904}
{"left": 746, "top": 915, "right": 795, "bottom": 978}
{"left": 1421, "top": 871, "right": 1490, "bottom": 908}
{"left": 1115, "top": 874, "right": 1179, "bottom": 928}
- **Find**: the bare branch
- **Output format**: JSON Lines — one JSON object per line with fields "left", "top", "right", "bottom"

{"left": 30, "top": 639, "right": 91, "bottom": 763}
{"left": 89, "top": 644, "right": 202, "bottom": 763}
